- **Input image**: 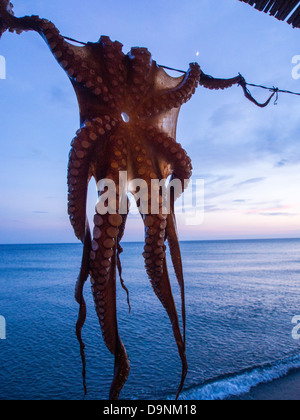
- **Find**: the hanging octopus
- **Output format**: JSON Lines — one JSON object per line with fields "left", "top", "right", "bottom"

{"left": 0, "top": 1, "right": 252, "bottom": 400}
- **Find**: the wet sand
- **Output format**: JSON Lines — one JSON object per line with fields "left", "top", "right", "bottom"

{"left": 231, "top": 370, "right": 300, "bottom": 400}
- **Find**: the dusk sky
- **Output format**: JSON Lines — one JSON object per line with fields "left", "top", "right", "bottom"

{"left": 0, "top": 0, "right": 300, "bottom": 244}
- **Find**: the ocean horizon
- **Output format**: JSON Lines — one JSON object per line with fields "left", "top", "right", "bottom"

{"left": 0, "top": 238, "right": 300, "bottom": 400}
{"left": 1, "top": 237, "right": 300, "bottom": 246}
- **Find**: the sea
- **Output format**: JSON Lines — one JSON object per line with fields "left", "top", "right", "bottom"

{"left": 0, "top": 239, "right": 299, "bottom": 400}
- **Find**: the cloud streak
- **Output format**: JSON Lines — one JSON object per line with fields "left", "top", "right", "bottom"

{"left": 233, "top": 177, "right": 266, "bottom": 188}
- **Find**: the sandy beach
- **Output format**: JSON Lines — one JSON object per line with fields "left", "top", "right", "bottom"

{"left": 233, "top": 370, "right": 300, "bottom": 400}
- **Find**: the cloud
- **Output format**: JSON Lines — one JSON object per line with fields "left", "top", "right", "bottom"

{"left": 204, "top": 174, "right": 234, "bottom": 186}
{"left": 234, "top": 177, "right": 266, "bottom": 188}
{"left": 275, "top": 159, "right": 289, "bottom": 168}
{"left": 246, "top": 202, "right": 298, "bottom": 217}
{"left": 259, "top": 212, "right": 298, "bottom": 217}
{"left": 204, "top": 205, "right": 226, "bottom": 213}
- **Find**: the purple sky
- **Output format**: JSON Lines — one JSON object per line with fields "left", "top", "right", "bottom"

{"left": 0, "top": 0, "right": 300, "bottom": 243}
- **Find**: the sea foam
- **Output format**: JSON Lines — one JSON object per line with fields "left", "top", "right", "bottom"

{"left": 179, "top": 354, "right": 300, "bottom": 400}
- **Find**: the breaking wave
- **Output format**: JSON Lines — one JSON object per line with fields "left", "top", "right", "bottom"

{"left": 179, "top": 353, "right": 300, "bottom": 400}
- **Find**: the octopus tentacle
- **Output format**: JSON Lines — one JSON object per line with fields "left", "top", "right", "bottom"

{"left": 67, "top": 118, "right": 112, "bottom": 242}
{"left": 68, "top": 118, "right": 114, "bottom": 394}
{"left": 0, "top": 12, "right": 42, "bottom": 37}
{"left": 0, "top": 13, "right": 111, "bottom": 98}
{"left": 142, "top": 212, "right": 187, "bottom": 400}
{"left": 147, "top": 128, "right": 193, "bottom": 197}
{"left": 90, "top": 135, "right": 130, "bottom": 400}
{"left": 117, "top": 242, "right": 131, "bottom": 313}
{"left": 126, "top": 47, "right": 153, "bottom": 110}
{"left": 130, "top": 131, "right": 187, "bottom": 399}
{"left": 36, "top": 19, "right": 111, "bottom": 98}
{"left": 199, "top": 72, "right": 242, "bottom": 90}
{"left": 139, "top": 63, "right": 200, "bottom": 118}
{"left": 116, "top": 200, "right": 131, "bottom": 312}
{"left": 90, "top": 212, "right": 130, "bottom": 400}
{"left": 99, "top": 36, "right": 126, "bottom": 107}
{"left": 74, "top": 225, "right": 91, "bottom": 395}
{"left": 166, "top": 209, "right": 186, "bottom": 344}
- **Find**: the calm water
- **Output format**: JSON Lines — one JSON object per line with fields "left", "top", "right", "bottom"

{"left": 0, "top": 239, "right": 300, "bottom": 400}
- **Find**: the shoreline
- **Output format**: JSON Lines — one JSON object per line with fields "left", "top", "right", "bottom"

{"left": 230, "top": 369, "right": 300, "bottom": 400}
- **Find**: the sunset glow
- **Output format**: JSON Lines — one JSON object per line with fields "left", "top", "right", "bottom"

{"left": 0, "top": 0, "right": 299, "bottom": 243}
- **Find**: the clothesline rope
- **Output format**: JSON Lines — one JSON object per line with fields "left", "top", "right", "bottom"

{"left": 62, "top": 35, "right": 300, "bottom": 107}
{"left": 246, "top": 82, "right": 300, "bottom": 97}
